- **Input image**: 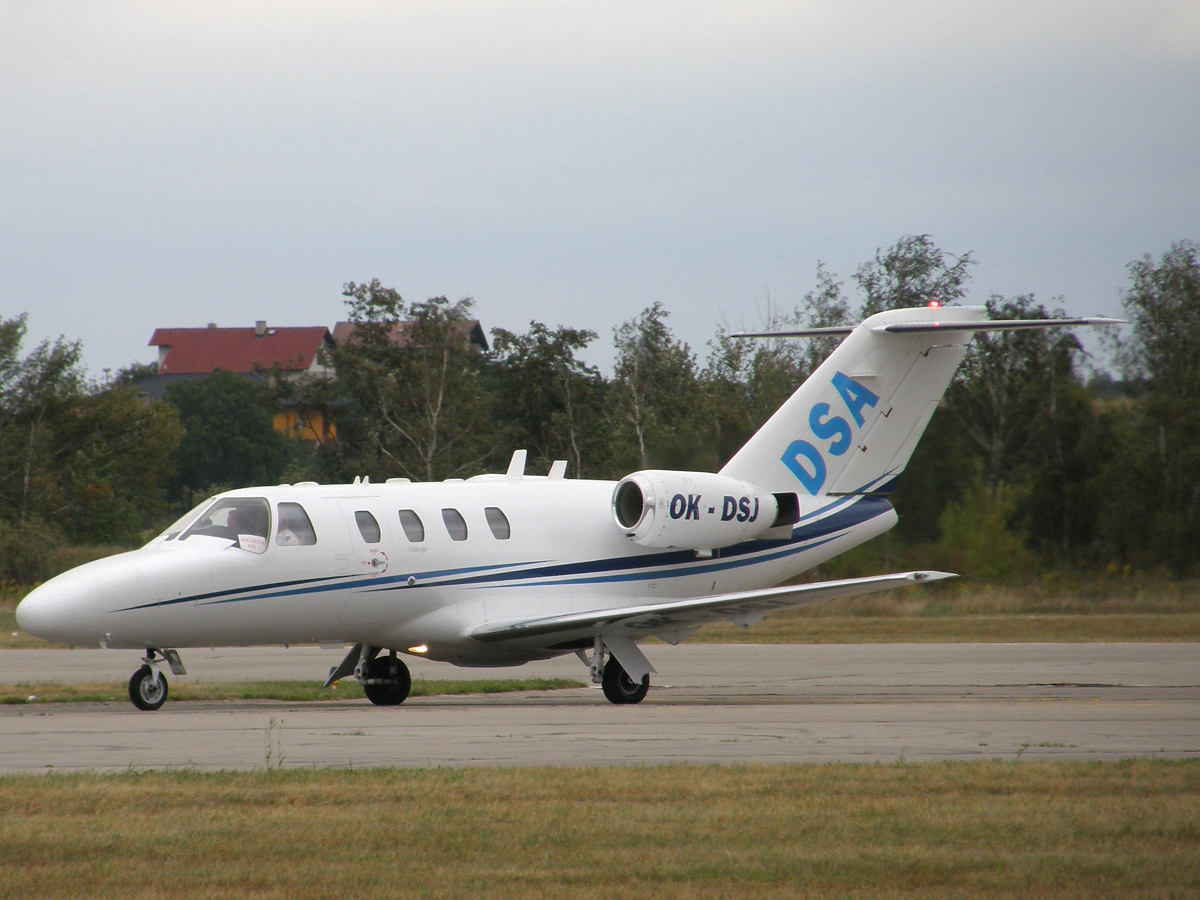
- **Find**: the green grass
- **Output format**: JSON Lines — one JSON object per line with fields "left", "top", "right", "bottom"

{"left": 0, "top": 677, "right": 583, "bottom": 705}
{"left": 1, "top": 761, "right": 1197, "bottom": 899}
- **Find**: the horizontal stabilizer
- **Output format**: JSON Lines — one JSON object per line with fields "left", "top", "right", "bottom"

{"left": 733, "top": 315, "right": 1123, "bottom": 339}
{"left": 470, "top": 570, "right": 956, "bottom": 644}
{"left": 874, "top": 316, "right": 1124, "bottom": 334}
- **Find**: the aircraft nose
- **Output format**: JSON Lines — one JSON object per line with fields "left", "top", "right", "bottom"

{"left": 15, "top": 569, "right": 106, "bottom": 645}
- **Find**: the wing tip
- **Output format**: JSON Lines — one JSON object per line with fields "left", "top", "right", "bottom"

{"left": 910, "top": 570, "right": 958, "bottom": 582}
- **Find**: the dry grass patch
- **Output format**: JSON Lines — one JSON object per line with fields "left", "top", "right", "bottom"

{"left": 0, "top": 760, "right": 1197, "bottom": 899}
{"left": 690, "top": 612, "right": 1200, "bottom": 643}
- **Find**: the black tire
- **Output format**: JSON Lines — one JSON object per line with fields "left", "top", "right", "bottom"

{"left": 363, "top": 654, "right": 411, "bottom": 706}
{"left": 602, "top": 655, "right": 649, "bottom": 705}
{"left": 128, "top": 665, "right": 168, "bottom": 711}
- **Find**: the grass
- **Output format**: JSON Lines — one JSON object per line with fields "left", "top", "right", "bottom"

{"left": 0, "top": 760, "right": 1196, "bottom": 899}
{"left": 0, "top": 677, "right": 582, "bottom": 705}
{"left": 687, "top": 578, "right": 1200, "bottom": 643}
{"left": 688, "top": 612, "right": 1200, "bottom": 643}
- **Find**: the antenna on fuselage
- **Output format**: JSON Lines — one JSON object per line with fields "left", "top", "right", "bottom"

{"left": 506, "top": 450, "right": 527, "bottom": 480}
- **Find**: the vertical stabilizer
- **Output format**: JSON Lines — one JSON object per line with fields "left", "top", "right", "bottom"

{"left": 720, "top": 306, "right": 986, "bottom": 496}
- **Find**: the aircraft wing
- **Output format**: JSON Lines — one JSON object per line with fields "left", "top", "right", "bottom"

{"left": 470, "top": 570, "right": 955, "bottom": 645}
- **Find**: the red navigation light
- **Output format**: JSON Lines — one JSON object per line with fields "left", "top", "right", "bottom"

{"left": 927, "top": 300, "right": 940, "bottom": 308}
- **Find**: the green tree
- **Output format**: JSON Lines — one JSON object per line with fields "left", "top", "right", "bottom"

{"left": 165, "top": 371, "right": 293, "bottom": 498}
{"left": 489, "top": 322, "right": 609, "bottom": 478}
{"left": 1109, "top": 240, "right": 1200, "bottom": 571}
{"left": 702, "top": 264, "right": 853, "bottom": 467}
{"left": 855, "top": 234, "right": 974, "bottom": 316}
{"left": 0, "top": 314, "right": 84, "bottom": 526}
{"left": 56, "top": 386, "right": 183, "bottom": 544}
{"left": 946, "top": 296, "right": 1086, "bottom": 493}
{"left": 332, "top": 280, "right": 496, "bottom": 482}
{"left": 609, "top": 304, "right": 701, "bottom": 471}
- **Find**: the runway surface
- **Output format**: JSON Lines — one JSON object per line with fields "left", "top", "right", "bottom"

{"left": 2, "top": 643, "right": 1197, "bottom": 772}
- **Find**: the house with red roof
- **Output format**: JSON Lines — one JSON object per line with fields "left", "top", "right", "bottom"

{"left": 137, "top": 321, "right": 337, "bottom": 441}
{"left": 330, "top": 319, "right": 489, "bottom": 351}
{"left": 150, "top": 321, "right": 334, "bottom": 377}
{"left": 135, "top": 316, "right": 489, "bottom": 444}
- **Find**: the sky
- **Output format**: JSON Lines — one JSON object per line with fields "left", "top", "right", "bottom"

{"left": 3, "top": 1, "right": 1198, "bottom": 379}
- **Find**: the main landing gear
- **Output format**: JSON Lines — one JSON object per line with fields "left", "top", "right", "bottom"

{"left": 127, "top": 649, "right": 185, "bottom": 711}
{"left": 327, "top": 644, "right": 413, "bottom": 706}
{"left": 602, "top": 655, "right": 650, "bottom": 705}
{"left": 361, "top": 650, "right": 411, "bottom": 706}
{"left": 582, "top": 637, "right": 651, "bottom": 705}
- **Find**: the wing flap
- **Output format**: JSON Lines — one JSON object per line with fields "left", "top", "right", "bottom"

{"left": 470, "top": 570, "right": 955, "bottom": 644}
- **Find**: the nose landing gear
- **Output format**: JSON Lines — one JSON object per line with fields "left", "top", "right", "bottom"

{"left": 128, "top": 665, "right": 167, "bottom": 710}
{"left": 127, "top": 649, "right": 185, "bottom": 711}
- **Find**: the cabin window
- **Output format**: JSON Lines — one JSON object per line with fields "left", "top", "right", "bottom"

{"left": 276, "top": 502, "right": 317, "bottom": 546}
{"left": 398, "top": 509, "right": 425, "bottom": 542}
{"left": 180, "top": 497, "right": 270, "bottom": 554}
{"left": 441, "top": 508, "right": 468, "bottom": 541}
{"left": 354, "top": 510, "right": 381, "bottom": 543}
{"left": 484, "top": 507, "right": 511, "bottom": 540}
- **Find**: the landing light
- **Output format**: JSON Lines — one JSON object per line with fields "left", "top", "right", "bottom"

{"left": 408, "top": 645, "right": 428, "bottom": 654}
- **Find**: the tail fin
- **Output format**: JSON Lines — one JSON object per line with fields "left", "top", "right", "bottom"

{"left": 720, "top": 305, "right": 986, "bottom": 496}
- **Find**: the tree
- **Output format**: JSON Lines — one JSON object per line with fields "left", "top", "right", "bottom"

{"left": 56, "top": 386, "right": 183, "bottom": 544}
{"left": 489, "top": 322, "right": 609, "bottom": 478}
{"left": 0, "top": 314, "right": 84, "bottom": 526}
{"left": 702, "top": 264, "right": 853, "bottom": 467}
{"left": 164, "top": 371, "right": 293, "bottom": 498}
{"left": 609, "top": 304, "right": 701, "bottom": 471}
{"left": 1109, "top": 240, "right": 1200, "bottom": 571}
{"left": 903, "top": 295, "right": 1100, "bottom": 564}
{"left": 946, "top": 296, "right": 1086, "bottom": 493}
{"left": 855, "top": 234, "right": 974, "bottom": 316}
{"left": 332, "top": 280, "right": 496, "bottom": 482}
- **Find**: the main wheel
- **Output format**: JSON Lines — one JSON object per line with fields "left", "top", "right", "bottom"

{"left": 602, "top": 655, "right": 649, "bottom": 705}
{"left": 363, "top": 654, "right": 411, "bottom": 706}
{"left": 128, "top": 665, "right": 168, "bottom": 711}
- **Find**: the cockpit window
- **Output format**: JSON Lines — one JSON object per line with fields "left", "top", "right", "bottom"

{"left": 276, "top": 502, "right": 317, "bottom": 546}
{"left": 180, "top": 498, "right": 271, "bottom": 553}
{"left": 354, "top": 510, "right": 381, "bottom": 543}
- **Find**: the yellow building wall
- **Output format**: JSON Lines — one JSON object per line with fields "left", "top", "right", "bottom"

{"left": 273, "top": 408, "right": 336, "bottom": 442}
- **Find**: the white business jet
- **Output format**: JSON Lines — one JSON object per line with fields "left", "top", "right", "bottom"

{"left": 16, "top": 305, "right": 1118, "bottom": 710}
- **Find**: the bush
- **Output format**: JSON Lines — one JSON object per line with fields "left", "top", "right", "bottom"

{"left": 0, "top": 521, "right": 63, "bottom": 584}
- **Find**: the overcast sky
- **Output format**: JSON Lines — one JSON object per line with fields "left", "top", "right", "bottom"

{"left": 3, "top": 1, "right": 1197, "bottom": 378}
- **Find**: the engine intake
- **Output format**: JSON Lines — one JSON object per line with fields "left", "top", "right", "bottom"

{"left": 612, "top": 470, "right": 794, "bottom": 550}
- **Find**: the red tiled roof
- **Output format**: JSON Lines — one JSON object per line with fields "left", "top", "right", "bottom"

{"left": 332, "top": 319, "right": 488, "bottom": 351}
{"left": 149, "top": 326, "right": 333, "bottom": 374}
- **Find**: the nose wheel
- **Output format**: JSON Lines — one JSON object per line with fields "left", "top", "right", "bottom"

{"left": 128, "top": 665, "right": 168, "bottom": 710}
{"left": 126, "top": 649, "right": 184, "bottom": 711}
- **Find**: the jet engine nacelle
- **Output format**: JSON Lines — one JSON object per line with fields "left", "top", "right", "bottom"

{"left": 612, "top": 470, "right": 797, "bottom": 550}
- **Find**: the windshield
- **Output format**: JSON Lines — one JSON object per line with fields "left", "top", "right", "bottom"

{"left": 155, "top": 500, "right": 215, "bottom": 543}
{"left": 179, "top": 498, "right": 271, "bottom": 553}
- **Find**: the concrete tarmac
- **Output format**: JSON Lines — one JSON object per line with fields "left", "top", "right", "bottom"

{"left": 1, "top": 644, "right": 1197, "bottom": 772}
